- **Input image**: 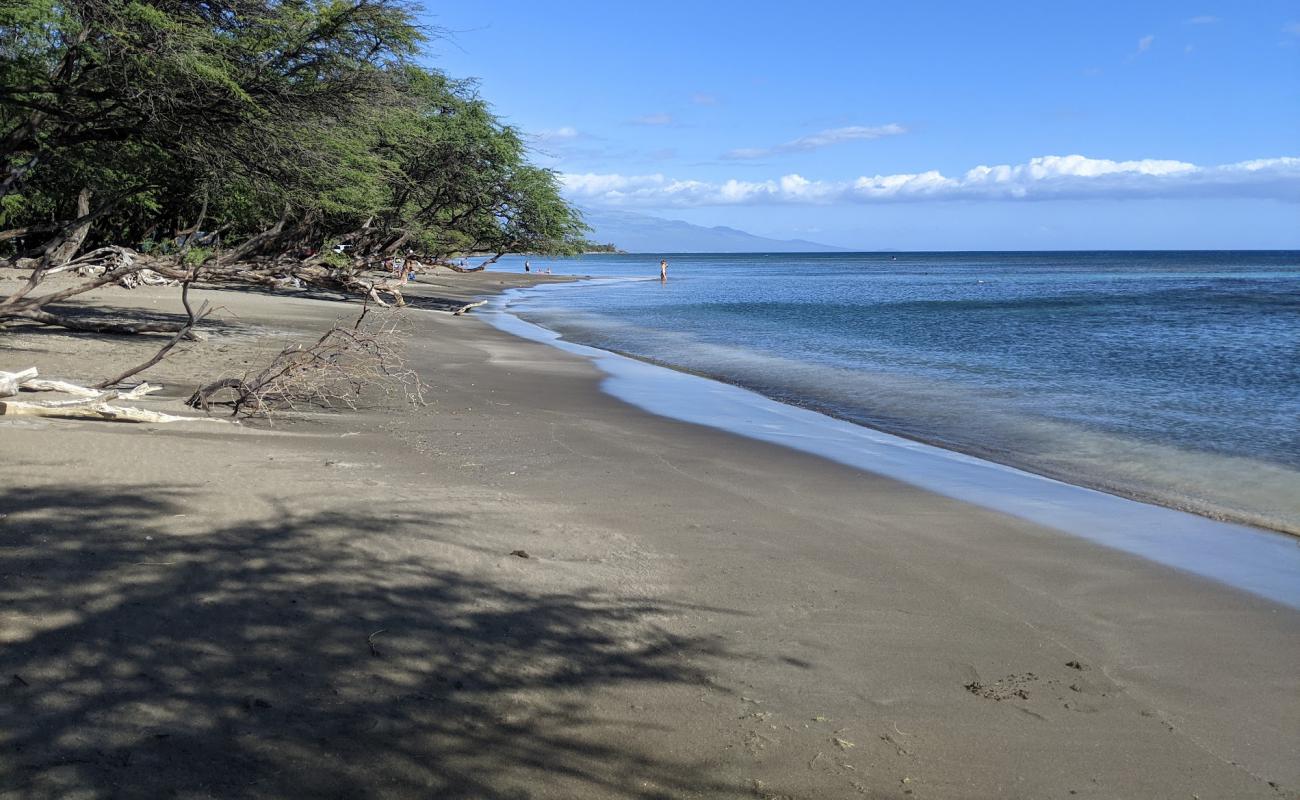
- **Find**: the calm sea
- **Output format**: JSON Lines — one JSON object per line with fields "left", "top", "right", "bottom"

{"left": 492, "top": 252, "right": 1300, "bottom": 534}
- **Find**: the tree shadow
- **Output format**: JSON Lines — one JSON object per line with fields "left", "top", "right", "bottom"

{"left": 0, "top": 303, "right": 242, "bottom": 339}
{"left": 0, "top": 486, "right": 749, "bottom": 798}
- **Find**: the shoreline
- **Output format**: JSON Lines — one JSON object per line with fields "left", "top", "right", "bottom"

{"left": 483, "top": 286, "right": 1300, "bottom": 609}
{"left": 3, "top": 274, "right": 1297, "bottom": 797}
{"left": 490, "top": 272, "right": 1300, "bottom": 540}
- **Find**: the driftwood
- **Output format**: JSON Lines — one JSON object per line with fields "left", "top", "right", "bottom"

{"left": 0, "top": 398, "right": 223, "bottom": 424}
{"left": 0, "top": 367, "right": 211, "bottom": 424}
{"left": 94, "top": 271, "right": 209, "bottom": 389}
{"left": 188, "top": 305, "right": 423, "bottom": 416}
{"left": 0, "top": 368, "right": 38, "bottom": 397}
{"left": 24, "top": 379, "right": 159, "bottom": 400}
{"left": 451, "top": 300, "right": 487, "bottom": 316}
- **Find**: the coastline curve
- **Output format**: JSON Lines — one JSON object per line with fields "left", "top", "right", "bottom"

{"left": 483, "top": 286, "right": 1300, "bottom": 610}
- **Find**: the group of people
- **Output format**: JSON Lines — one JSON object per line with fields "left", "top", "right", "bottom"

{"left": 522, "top": 260, "right": 552, "bottom": 274}
{"left": 381, "top": 250, "right": 420, "bottom": 282}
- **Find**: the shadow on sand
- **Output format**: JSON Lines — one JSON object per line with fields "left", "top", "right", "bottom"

{"left": 0, "top": 486, "right": 747, "bottom": 798}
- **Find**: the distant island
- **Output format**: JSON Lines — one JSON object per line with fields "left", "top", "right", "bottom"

{"left": 579, "top": 208, "right": 846, "bottom": 253}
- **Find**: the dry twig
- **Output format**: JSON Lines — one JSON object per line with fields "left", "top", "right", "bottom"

{"left": 187, "top": 305, "right": 424, "bottom": 416}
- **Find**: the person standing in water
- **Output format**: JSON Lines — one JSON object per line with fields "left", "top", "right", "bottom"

{"left": 659, "top": 259, "right": 668, "bottom": 281}
{"left": 524, "top": 260, "right": 531, "bottom": 273}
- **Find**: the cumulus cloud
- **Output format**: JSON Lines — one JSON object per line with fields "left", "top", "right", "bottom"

{"left": 723, "top": 124, "right": 908, "bottom": 160}
{"left": 1135, "top": 34, "right": 1156, "bottom": 54}
{"left": 631, "top": 113, "right": 674, "bottom": 126}
{"left": 560, "top": 155, "right": 1300, "bottom": 207}
{"left": 691, "top": 93, "right": 720, "bottom": 106}
{"left": 1184, "top": 15, "right": 1220, "bottom": 24}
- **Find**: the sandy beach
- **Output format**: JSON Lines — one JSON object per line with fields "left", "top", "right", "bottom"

{"left": 2, "top": 272, "right": 1297, "bottom": 799}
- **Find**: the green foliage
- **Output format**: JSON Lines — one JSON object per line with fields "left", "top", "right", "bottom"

{"left": 0, "top": 0, "right": 586, "bottom": 262}
{"left": 182, "top": 245, "right": 212, "bottom": 265}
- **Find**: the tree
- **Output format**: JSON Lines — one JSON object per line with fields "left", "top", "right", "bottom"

{"left": 1, "top": 0, "right": 587, "bottom": 345}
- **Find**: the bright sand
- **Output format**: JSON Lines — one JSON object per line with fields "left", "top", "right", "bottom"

{"left": 1, "top": 271, "right": 1297, "bottom": 799}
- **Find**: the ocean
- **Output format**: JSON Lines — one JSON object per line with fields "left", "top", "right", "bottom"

{"left": 491, "top": 251, "right": 1300, "bottom": 536}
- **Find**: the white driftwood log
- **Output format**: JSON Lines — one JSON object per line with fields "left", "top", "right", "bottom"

{"left": 17, "top": 378, "right": 101, "bottom": 396}
{"left": 0, "top": 369, "right": 210, "bottom": 423}
{"left": 2, "top": 367, "right": 162, "bottom": 400}
{"left": 0, "top": 368, "right": 39, "bottom": 397}
{"left": 452, "top": 300, "right": 487, "bottom": 316}
{"left": 0, "top": 399, "right": 227, "bottom": 424}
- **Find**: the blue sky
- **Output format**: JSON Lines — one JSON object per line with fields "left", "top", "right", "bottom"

{"left": 424, "top": 1, "right": 1300, "bottom": 249}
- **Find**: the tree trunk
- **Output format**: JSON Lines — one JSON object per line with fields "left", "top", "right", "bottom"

{"left": 46, "top": 188, "right": 94, "bottom": 266}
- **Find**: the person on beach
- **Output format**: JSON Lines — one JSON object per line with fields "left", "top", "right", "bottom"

{"left": 659, "top": 259, "right": 668, "bottom": 281}
{"left": 524, "top": 260, "right": 531, "bottom": 273}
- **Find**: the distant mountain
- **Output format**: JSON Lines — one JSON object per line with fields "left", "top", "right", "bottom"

{"left": 580, "top": 208, "right": 845, "bottom": 253}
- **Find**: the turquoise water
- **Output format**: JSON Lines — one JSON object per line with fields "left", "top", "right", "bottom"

{"left": 493, "top": 252, "right": 1300, "bottom": 534}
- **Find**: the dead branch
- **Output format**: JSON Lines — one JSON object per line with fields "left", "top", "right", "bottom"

{"left": 0, "top": 398, "right": 226, "bottom": 424}
{"left": 0, "top": 368, "right": 39, "bottom": 397}
{"left": 94, "top": 270, "right": 210, "bottom": 389}
{"left": 44, "top": 187, "right": 94, "bottom": 266}
{"left": 451, "top": 300, "right": 487, "bottom": 316}
{"left": 187, "top": 307, "right": 424, "bottom": 417}
{"left": 0, "top": 368, "right": 204, "bottom": 423}
{"left": 6, "top": 369, "right": 160, "bottom": 400}
{"left": 214, "top": 205, "right": 289, "bottom": 265}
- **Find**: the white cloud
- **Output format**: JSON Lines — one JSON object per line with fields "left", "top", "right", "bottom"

{"left": 1284, "top": 21, "right": 1300, "bottom": 36}
{"left": 631, "top": 113, "right": 674, "bottom": 126}
{"left": 1184, "top": 15, "right": 1220, "bottom": 24}
{"left": 533, "top": 126, "right": 580, "bottom": 142}
{"left": 1136, "top": 34, "right": 1156, "bottom": 54}
{"left": 723, "top": 124, "right": 908, "bottom": 160}
{"left": 560, "top": 155, "right": 1300, "bottom": 207}
{"left": 691, "top": 93, "right": 720, "bottom": 106}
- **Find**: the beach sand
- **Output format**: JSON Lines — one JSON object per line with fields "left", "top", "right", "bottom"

{"left": 1, "top": 271, "right": 1297, "bottom": 799}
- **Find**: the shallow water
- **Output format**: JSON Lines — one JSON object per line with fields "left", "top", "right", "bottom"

{"left": 484, "top": 299, "right": 1300, "bottom": 609}
{"left": 493, "top": 251, "right": 1300, "bottom": 534}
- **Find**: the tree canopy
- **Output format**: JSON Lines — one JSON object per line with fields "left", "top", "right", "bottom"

{"left": 0, "top": 0, "right": 587, "bottom": 264}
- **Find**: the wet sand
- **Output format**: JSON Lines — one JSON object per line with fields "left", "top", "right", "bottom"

{"left": 1, "top": 270, "right": 1297, "bottom": 798}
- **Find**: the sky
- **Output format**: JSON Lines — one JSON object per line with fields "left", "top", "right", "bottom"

{"left": 423, "top": 1, "right": 1300, "bottom": 250}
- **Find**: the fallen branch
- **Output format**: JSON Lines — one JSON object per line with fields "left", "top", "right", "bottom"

{"left": 18, "top": 377, "right": 101, "bottom": 397}
{"left": 188, "top": 306, "right": 423, "bottom": 416}
{"left": 0, "top": 368, "right": 39, "bottom": 397}
{"left": 0, "top": 399, "right": 226, "bottom": 424}
{"left": 3, "top": 368, "right": 158, "bottom": 398}
{"left": 95, "top": 271, "right": 210, "bottom": 389}
{"left": 451, "top": 300, "right": 487, "bottom": 316}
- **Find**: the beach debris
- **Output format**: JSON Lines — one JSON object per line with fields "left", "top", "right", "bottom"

{"left": 1065, "top": 660, "right": 1088, "bottom": 670}
{"left": 0, "top": 368, "right": 37, "bottom": 397}
{"left": 188, "top": 304, "right": 423, "bottom": 417}
{"left": 964, "top": 672, "right": 1037, "bottom": 701}
{"left": 510, "top": 549, "right": 530, "bottom": 559}
{"left": 9, "top": 674, "right": 29, "bottom": 689}
{"left": 833, "top": 737, "right": 856, "bottom": 750}
{"left": 367, "top": 629, "right": 387, "bottom": 657}
{"left": 881, "top": 732, "right": 912, "bottom": 757}
{"left": 0, "top": 369, "right": 221, "bottom": 423}
{"left": 451, "top": 300, "right": 487, "bottom": 316}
